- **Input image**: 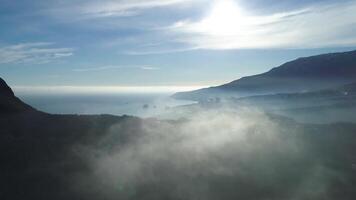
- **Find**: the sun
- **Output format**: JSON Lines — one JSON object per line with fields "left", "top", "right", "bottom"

{"left": 198, "top": 0, "right": 248, "bottom": 36}
{"left": 173, "top": 0, "right": 277, "bottom": 49}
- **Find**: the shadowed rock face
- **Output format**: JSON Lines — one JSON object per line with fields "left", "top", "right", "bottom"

{"left": 0, "top": 78, "right": 14, "bottom": 96}
{"left": 174, "top": 50, "right": 356, "bottom": 101}
{"left": 0, "top": 78, "right": 35, "bottom": 113}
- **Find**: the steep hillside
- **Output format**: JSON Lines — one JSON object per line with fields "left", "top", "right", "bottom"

{"left": 0, "top": 78, "right": 35, "bottom": 113}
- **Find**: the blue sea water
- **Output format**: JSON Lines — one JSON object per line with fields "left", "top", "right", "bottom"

{"left": 17, "top": 93, "right": 195, "bottom": 118}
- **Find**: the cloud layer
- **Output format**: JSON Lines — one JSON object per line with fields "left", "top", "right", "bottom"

{"left": 0, "top": 43, "right": 73, "bottom": 64}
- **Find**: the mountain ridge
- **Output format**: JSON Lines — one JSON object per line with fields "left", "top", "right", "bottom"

{"left": 173, "top": 50, "right": 356, "bottom": 101}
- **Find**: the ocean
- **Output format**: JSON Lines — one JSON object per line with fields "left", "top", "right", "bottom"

{"left": 16, "top": 92, "right": 195, "bottom": 118}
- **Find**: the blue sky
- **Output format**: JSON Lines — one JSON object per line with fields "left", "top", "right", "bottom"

{"left": 1, "top": 0, "right": 356, "bottom": 88}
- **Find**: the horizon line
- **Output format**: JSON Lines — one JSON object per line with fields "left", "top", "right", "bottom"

{"left": 12, "top": 85, "right": 210, "bottom": 95}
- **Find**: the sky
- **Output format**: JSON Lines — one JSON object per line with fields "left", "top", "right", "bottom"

{"left": 1, "top": 0, "right": 356, "bottom": 89}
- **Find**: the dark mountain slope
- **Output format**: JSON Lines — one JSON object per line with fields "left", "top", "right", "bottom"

{"left": 0, "top": 78, "right": 35, "bottom": 113}
{"left": 174, "top": 50, "right": 356, "bottom": 101}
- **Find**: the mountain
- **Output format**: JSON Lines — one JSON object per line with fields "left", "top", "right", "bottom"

{"left": 173, "top": 50, "right": 356, "bottom": 101}
{"left": 0, "top": 78, "right": 35, "bottom": 113}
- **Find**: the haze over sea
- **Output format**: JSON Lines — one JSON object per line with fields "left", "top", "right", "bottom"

{"left": 13, "top": 86, "right": 200, "bottom": 117}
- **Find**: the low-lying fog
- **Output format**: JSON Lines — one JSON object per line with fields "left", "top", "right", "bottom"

{"left": 67, "top": 106, "right": 355, "bottom": 200}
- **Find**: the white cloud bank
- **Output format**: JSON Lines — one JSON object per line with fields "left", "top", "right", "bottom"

{"left": 169, "top": 0, "right": 356, "bottom": 49}
{"left": 0, "top": 42, "right": 73, "bottom": 64}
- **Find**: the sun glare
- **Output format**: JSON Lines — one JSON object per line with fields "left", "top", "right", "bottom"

{"left": 176, "top": 0, "right": 286, "bottom": 49}
{"left": 199, "top": 0, "right": 247, "bottom": 36}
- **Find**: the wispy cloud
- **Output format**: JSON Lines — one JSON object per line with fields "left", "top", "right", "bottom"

{"left": 140, "top": 66, "right": 160, "bottom": 70}
{"left": 123, "top": 47, "right": 198, "bottom": 55}
{"left": 0, "top": 42, "right": 73, "bottom": 64}
{"left": 81, "top": 0, "right": 197, "bottom": 18}
{"left": 169, "top": 0, "right": 356, "bottom": 49}
{"left": 72, "top": 65, "right": 159, "bottom": 72}
{"left": 72, "top": 65, "right": 128, "bottom": 72}
{"left": 46, "top": 0, "right": 200, "bottom": 20}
